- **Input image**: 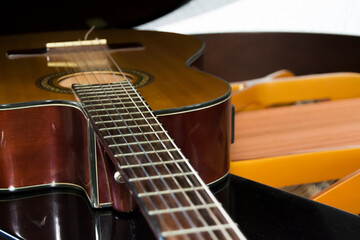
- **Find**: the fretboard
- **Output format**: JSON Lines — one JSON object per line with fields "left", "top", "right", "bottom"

{"left": 73, "top": 81, "right": 245, "bottom": 240}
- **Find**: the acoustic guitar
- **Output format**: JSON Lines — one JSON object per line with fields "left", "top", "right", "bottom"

{"left": 0, "top": 29, "right": 245, "bottom": 239}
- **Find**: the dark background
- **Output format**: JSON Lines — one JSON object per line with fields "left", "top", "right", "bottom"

{"left": 1, "top": 0, "right": 189, "bottom": 35}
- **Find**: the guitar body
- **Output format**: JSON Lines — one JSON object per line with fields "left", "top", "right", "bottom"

{"left": 0, "top": 30, "right": 232, "bottom": 212}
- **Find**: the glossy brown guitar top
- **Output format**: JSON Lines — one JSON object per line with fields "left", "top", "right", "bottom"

{"left": 0, "top": 29, "right": 229, "bottom": 110}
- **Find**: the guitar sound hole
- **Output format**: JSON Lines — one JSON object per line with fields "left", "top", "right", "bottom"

{"left": 57, "top": 71, "right": 132, "bottom": 88}
{"left": 36, "top": 69, "right": 153, "bottom": 94}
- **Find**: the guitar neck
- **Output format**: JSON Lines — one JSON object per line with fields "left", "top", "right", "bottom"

{"left": 73, "top": 81, "right": 245, "bottom": 239}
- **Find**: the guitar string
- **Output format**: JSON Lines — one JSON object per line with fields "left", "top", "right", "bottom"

{"left": 84, "top": 42, "right": 218, "bottom": 239}
{"left": 66, "top": 41, "right": 200, "bottom": 239}
{"left": 51, "top": 39, "right": 236, "bottom": 240}
{"left": 62, "top": 46, "right": 190, "bottom": 238}
{"left": 52, "top": 40, "right": 168, "bottom": 222}
{"left": 93, "top": 41, "right": 228, "bottom": 234}
{"left": 46, "top": 36, "right": 242, "bottom": 240}
{"left": 97, "top": 40, "right": 236, "bottom": 239}
{"left": 54, "top": 36, "right": 239, "bottom": 239}
{"left": 51, "top": 38, "right": 228, "bottom": 239}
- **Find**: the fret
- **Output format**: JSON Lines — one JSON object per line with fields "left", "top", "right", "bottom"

{"left": 122, "top": 159, "right": 190, "bottom": 181}
{"left": 75, "top": 86, "right": 133, "bottom": 94}
{"left": 87, "top": 106, "right": 147, "bottom": 112}
{"left": 115, "top": 148, "right": 179, "bottom": 157}
{"left": 91, "top": 113, "right": 124, "bottom": 118}
{"left": 130, "top": 175, "right": 200, "bottom": 198}
{"left": 101, "top": 126, "right": 163, "bottom": 140}
{"left": 161, "top": 224, "right": 234, "bottom": 238}
{"left": 104, "top": 140, "right": 174, "bottom": 159}
{"left": 95, "top": 117, "right": 157, "bottom": 124}
{"left": 73, "top": 82, "right": 126, "bottom": 89}
{"left": 77, "top": 90, "right": 136, "bottom": 96}
{"left": 99, "top": 124, "right": 159, "bottom": 131}
{"left": 128, "top": 172, "right": 195, "bottom": 182}
{"left": 79, "top": 93, "right": 138, "bottom": 98}
{"left": 148, "top": 203, "right": 218, "bottom": 215}
{"left": 138, "top": 186, "right": 205, "bottom": 197}
{"left": 89, "top": 102, "right": 144, "bottom": 107}
{"left": 91, "top": 111, "right": 152, "bottom": 119}
{"left": 95, "top": 119, "right": 127, "bottom": 124}
{"left": 103, "top": 130, "right": 166, "bottom": 139}
{"left": 140, "top": 186, "right": 215, "bottom": 212}
{"left": 115, "top": 152, "right": 185, "bottom": 172}
{"left": 120, "top": 159, "right": 186, "bottom": 169}
{"left": 76, "top": 85, "right": 134, "bottom": 93}
{"left": 82, "top": 98, "right": 142, "bottom": 104}
{"left": 88, "top": 107, "right": 118, "bottom": 112}
{"left": 98, "top": 125, "right": 160, "bottom": 136}
{"left": 109, "top": 138, "right": 170, "bottom": 148}
{"left": 91, "top": 111, "right": 153, "bottom": 121}
{"left": 112, "top": 96, "right": 143, "bottom": 101}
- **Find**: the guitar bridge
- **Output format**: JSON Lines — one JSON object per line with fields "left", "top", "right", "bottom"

{"left": 46, "top": 39, "right": 107, "bottom": 48}
{"left": 6, "top": 41, "right": 144, "bottom": 59}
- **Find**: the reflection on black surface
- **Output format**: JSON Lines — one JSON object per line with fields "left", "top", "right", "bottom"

{"left": 0, "top": 174, "right": 359, "bottom": 239}
{"left": 227, "top": 175, "right": 360, "bottom": 240}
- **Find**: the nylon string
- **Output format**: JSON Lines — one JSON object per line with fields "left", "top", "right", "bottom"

{"left": 49, "top": 33, "right": 242, "bottom": 239}
{"left": 61, "top": 38, "right": 210, "bottom": 239}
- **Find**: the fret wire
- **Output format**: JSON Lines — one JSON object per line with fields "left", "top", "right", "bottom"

{"left": 90, "top": 101, "right": 143, "bottom": 106}
{"left": 149, "top": 203, "right": 218, "bottom": 215}
{"left": 75, "top": 86, "right": 132, "bottom": 93}
{"left": 77, "top": 82, "right": 126, "bottom": 88}
{"left": 92, "top": 113, "right": 127, "bottom": 118}
{"left": 138, "top": 186, "right": 205, "bottom": 197}
{"left": 77, "top": 89, "right": 135, "bottom": 95}
{"left": 115, "top": 148, "right": 180, "bottom": 157}
{"left": 162, "top": 224, "right": 234, "bottom": 237}
{"left": 109, "top": 138, "right": 172, "bottom": 148}
{"left": 95, "top": 117, "right": 157, "bottom": 124}
{"left": 100, "top": 124, "right": 159, "bottom": 131}
{"left": 82, "top": 99, "right": 142, "bottom": 104}
{"left": 128, "top": 172, "right": 195, "bottom": 182}
{"left": 92, "top": 110, "right": 151, "bottom": 118}
{"left": 120, "top": 159, "right": 187, "bottom": 169}
{"left": 89, "top": 107, "right": 118, "bottom": 112}
{"left": 88, "top": 106, "right": 147, "bottom": 112}
{"left": 103, "top": 131, "right": 166, "bottom": 139}
{"left": 78, "top": 93, "right": 138, "bottom": 98}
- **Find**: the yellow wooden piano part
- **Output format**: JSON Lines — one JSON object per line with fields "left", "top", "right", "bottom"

{"left": 230, "top": 70, "right": 360, "bottom": 215}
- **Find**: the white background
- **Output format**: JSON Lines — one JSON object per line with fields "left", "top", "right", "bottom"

{"left": 137, "top": 0, "right": 360, "bottom": 37}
